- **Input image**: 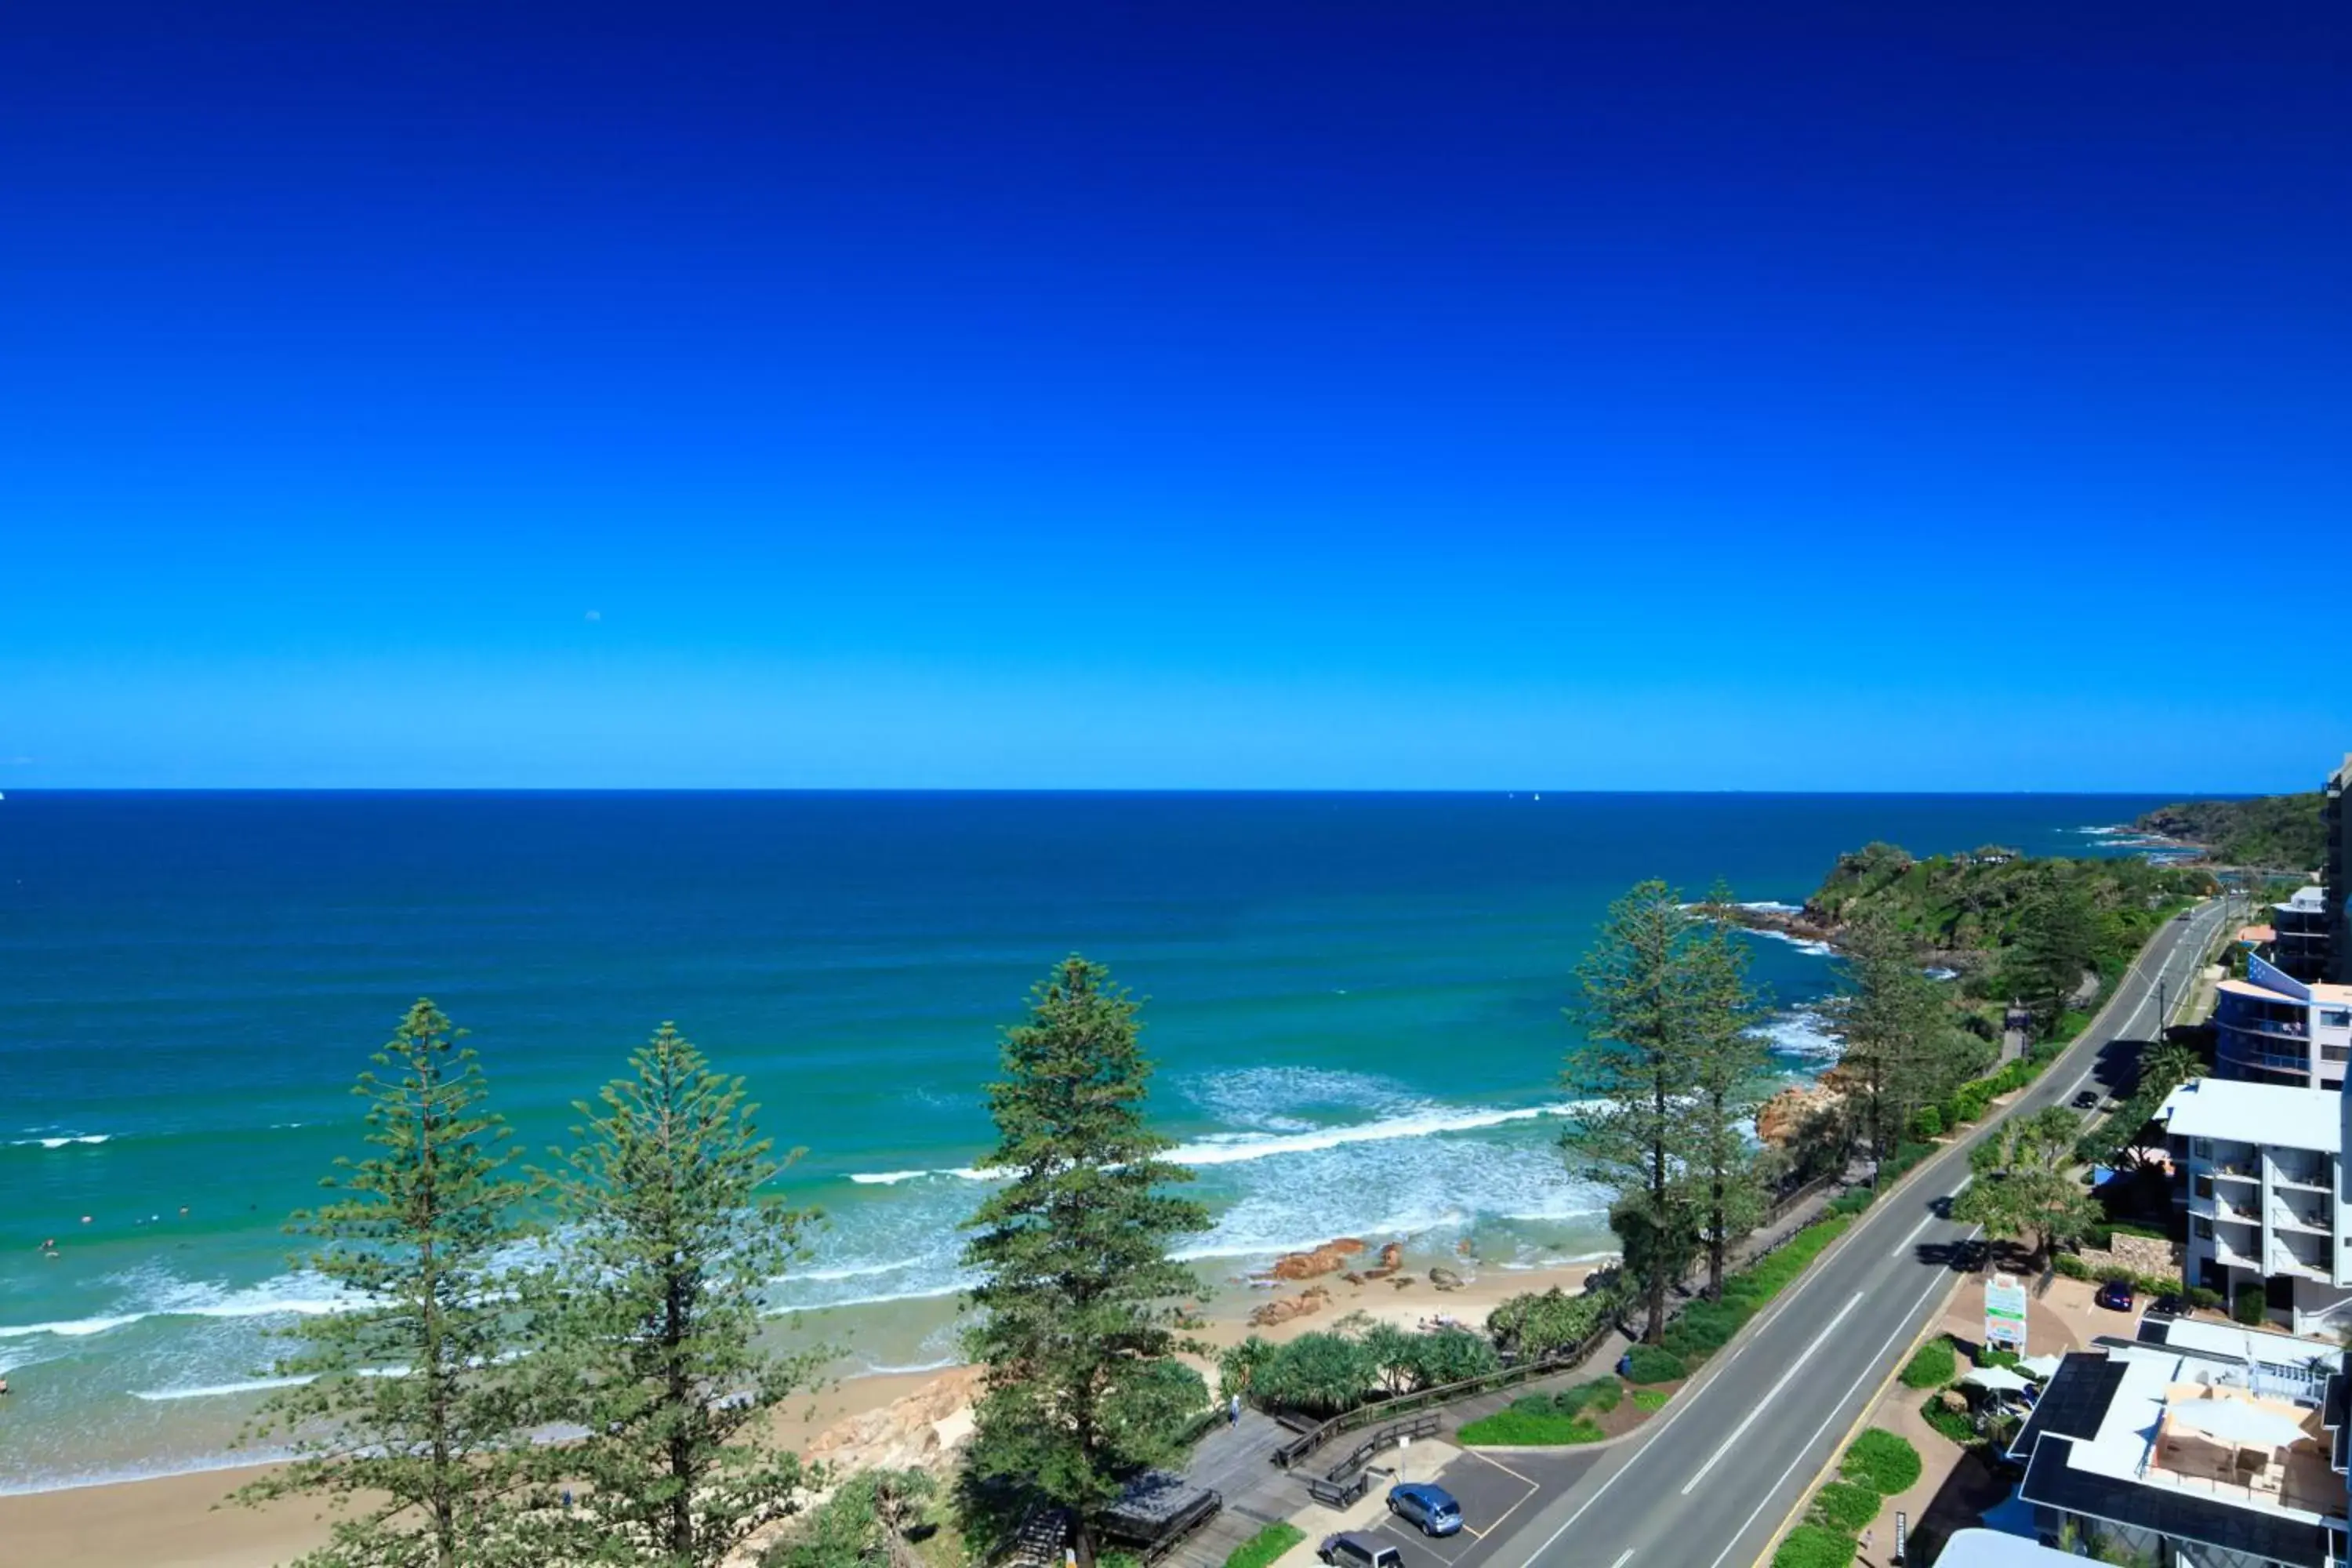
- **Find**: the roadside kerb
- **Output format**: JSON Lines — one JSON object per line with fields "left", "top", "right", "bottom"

{"left": 1488, "top": 899, "right": 2220, "bottom": 1471}
{"left": 1734, "top": 898, "right": 2224, "bottom": 1566}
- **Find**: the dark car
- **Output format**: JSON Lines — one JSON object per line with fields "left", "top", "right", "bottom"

{"left": 2148, "top": 1294, "right": 2185, "bottom": 1319}
{"left": 1320, "top": 1535, "right": 1403, "bottom": 1568}
{"left": 2071, "top": 1090, "right": 2100, "bottom": 1109}
{"left": 1387, "top": 1483, "right": 1463, "bottom": 1538}
{"left": 2096, "top": 1279, "right": 2135, "bottom": 1311}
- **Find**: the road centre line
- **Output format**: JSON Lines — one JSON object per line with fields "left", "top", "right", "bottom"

{"left": 1682, "top": 1290, "right": 1867, "bottom": 1497}
{"left": 1609, "top": 1552, "right": 1635, "bottom": 1568}
{"left": 1702, "top": 1241, "right": 1976, "bottom": 1568}
{"left": 1890, "top": 1212, "right": 1937, "bottom": 1258}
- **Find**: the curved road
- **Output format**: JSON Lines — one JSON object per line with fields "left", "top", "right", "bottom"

{"left": 1485, "top": 897, "right": 2234, "bottom": 1568}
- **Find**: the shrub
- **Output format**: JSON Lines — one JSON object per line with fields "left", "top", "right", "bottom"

{"left": 1908, "top": 1105, "right": 1944, "bottom": 1139}
{"left": 1841, "top": 1429, "right": 1923, "bottom": 1496}
{"left": 1900, "top": 1338, "right": 1957, "bottom": 1389}
{"left": 1920, "top": 1393, "right": 1977, "bottom": 1445}
{"left": 1454, "top": 1408, "right": 1605, "bottom": 1445}
{"left": 2053, "top": 1254, "right": 2092, "bottom": 1281}
{"left": 1771, "top": 1523, "right": 1858, "bottom": 1568}
{"left": 1621, "top": 1345, "right": 1686, "bottom": 1385}
{"left": 1252, "top": 1332, "right": 1378, "bottom": 1417}
{"left": 1223, "top": 1523, "right": 1305, "bottom": 1568}
{"left": 1826, "top": 1189, "right": 1875, "bottom": 1218}
{"left": 1979, "top": 1346, "right": 2019, "bottom": 1370}
{"left": 1808, "top": 1480, "right": 1880, "bottom": 1534}
{"left": 2234, "top": 1287, "right": 2269, "bottom": 1326}
{"left": 1487, "top": 1284, "right": 1620, "bottom": 1359}
{"left": 2187, "top": 1286, "right": 2226, "bottom": 1312}
{"left": 1559, "top": 1377, "right": 1621, "bottom": 1417}
{"left": 1632, "top": 1388, "right": 1669, "bottom": 1412}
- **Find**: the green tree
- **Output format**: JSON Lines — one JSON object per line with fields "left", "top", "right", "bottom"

{"left": 2009, "top": 880, "right": 2100, "bottom": 1030}
{"left": 765, "top": 1469, "right": 938, "bottom": 1568}
{"left": 232, "top": 1000, "right": 531, "bottom": 1568}
{"left": 1830, "top": 909, "right": 1973, "bottom": 1167}
{"left": 959, "top": 956, "right": 1210, "bottom": 1568}
{"left": 2138, "top": 1040, "right": 2201, "bottom": 1095}
{"left": 1687, "top": 885, "right": 1773, "bottom": 1299}
{"left": 1565, "top": 881, "right": 1706, "bottom": 1341}
{"left": 528, "top": 1024, "right": 817, "bottom": 1568}
{"left": 1952, "top": 1106, "right": 2099, "bottom": 1268}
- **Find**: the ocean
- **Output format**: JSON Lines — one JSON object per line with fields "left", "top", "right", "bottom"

{"left": 0, "top": 791, "right": 2169, "bottom": 1492}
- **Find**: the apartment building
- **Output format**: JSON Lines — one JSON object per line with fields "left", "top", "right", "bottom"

{"left": 2161, "top": 1077, "right": 2352, "bottom": 1336}
{"left": 2212, "top": 953, "right": 2352, "bottom": 1091}
{"left": 2273, "top": 886, "right": 2335, "bottom": 985}
{"left": 2005, "top": 1330, "right": 2350, "bottom": 1568}
{"left": 2328, "top": 756, "right": 2348, "bottom": 987}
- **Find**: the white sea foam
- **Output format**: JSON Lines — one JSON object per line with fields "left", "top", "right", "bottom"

{"left": 1758, "top": 1007, "right": 1843, "bottom": 1062}
{"left": 843, "top": 1098, "right": 1582, "bottom": 1188}
{"left": 1923, "top": 966, "right": 1959, "bottom": 982}
{"left": 1745, "top": 928, "right": 1836, "bottom": 957}
{"left": 1736, "top": 900, "right": 1804, "bottom": 913}
{"left": 0, "top": 1314, "right": 143, "bottom": 1341}
{"left": 132, "top": 1375, "right": 315, "bottom": 1403}
{"left": 0, "top": 1269, "right": 356, "bottom": 1344}
{"left": 8, "top": 1134, "right": 112, "bottom": 1149}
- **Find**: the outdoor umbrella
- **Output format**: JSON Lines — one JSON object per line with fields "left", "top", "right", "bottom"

{"left": 1962, "top": 1366, "right": 2034, "bottom": 1394}
{"left": 2016, "top": 1353, "right": 2064, "bottom": 1381}
{"left": 2165, "top": 1397, "right": 2311, "bottom": 1450}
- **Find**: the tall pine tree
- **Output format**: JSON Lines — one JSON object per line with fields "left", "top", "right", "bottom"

{"left": 234, "top": 1000, "right": 532, "bottom": 1568}
{"left": 1564, "top": 881, "right": 1704, "bottom": 1344}
{"left": 959, "top": 956, "right": 1209, "bottom": 1568}
{"left": 528, "top": 1024, "right": 816, "bottom": 1568}
{"left": 1831, "top": 909, "right": 1951, "bottom": 1165}
{"left": 1686, "top": 885, "right": 1772, "bottom": 1301}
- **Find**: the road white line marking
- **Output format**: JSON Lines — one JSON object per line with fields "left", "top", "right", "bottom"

{"left": 1609, "top": 1552, "right": 1634, "bottom": 1568}
{"left": 1681, "top": 1290, "right": 1867, "bottom": 1497}
{"left": 1466, "top": 1446, "right": 1535, "bottom": 1486}
{"left": 1699, "top": 1241, "right": 1975, "bottom": 1568}
{"left": 1510, "top": 1346, "right": 1715, "bottom": 1568}
{"left": 1891, "top": 1212, "right": 1937, "bottom": 1258}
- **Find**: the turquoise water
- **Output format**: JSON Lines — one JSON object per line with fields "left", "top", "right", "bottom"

{"left": 0, "top": 791, "right": 2165, "bottom": 1490}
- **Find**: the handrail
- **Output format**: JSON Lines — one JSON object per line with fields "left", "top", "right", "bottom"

{"left": 1269, "top": 1325, "right": 1616, "bottom": 1468}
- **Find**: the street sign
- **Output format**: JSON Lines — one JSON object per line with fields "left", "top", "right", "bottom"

{"left": 1986, "top": 1273, "right": 2028, "bottom": 1351}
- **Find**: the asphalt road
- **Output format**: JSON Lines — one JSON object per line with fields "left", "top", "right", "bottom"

{"left": 1472, "top": 896, "right": 2236, "bottom": 1568}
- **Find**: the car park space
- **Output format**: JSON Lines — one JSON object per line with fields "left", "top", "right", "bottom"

{"left": 1362, "top": 1451, "right": 1541, "bottom": 1568}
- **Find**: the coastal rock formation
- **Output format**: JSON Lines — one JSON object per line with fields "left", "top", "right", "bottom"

{"left": 1428, "top": 1266, "right": 1464, "bottom": 1291}
{"left": 1249, "top": 1285, "right": 1332, "bottom": 1327}
{"left": 1757, "top": 1082, "right": 1846, "bottom": 1148}
{"left": 1267, "top": 1238, "right": 1366, "bottom": 1280}
{"left": 803, "top": 1365, "right": 984, "bottom": 1479}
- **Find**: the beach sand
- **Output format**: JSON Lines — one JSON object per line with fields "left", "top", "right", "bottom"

{"left": 0, "top": 1255, "right": 1605, "bottom": 1568}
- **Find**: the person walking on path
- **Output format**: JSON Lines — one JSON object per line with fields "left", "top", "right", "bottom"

{"left": 1228, "top": 1392, "right": 1241, "bottom": 1428}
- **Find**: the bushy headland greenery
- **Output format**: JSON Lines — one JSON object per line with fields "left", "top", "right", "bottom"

{"left": 2134, "top": 791, "right": 2328, "bottom": 869}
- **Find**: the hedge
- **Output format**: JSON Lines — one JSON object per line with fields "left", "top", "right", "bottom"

{"left": 1223, "top": 1523, "right": 1305, "bottom": 1568}
{"left": 1899, "top": 1338, "right": 1957, "bottom": 1389}
{"left": 1841, "top": 1430, "right": 1923, "bottom": 1496}
{"left": 1455, "top": 1407, "right": 1606, "bottom": 1446}
{"left": 2235, "top": 1287, "right": 2269, "bottom": 1326}
{"left": 1808, "top": 1480, "right": 1881, "bottom": 1534}
{"left": 1622, "top": 1345, "right": 1687, "bottom": 1385}
{"left": 1771, "top": 1523, "right": 1859, "bottom": 1568}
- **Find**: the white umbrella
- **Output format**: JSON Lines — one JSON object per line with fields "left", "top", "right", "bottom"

{"left": 2164, "top": 1397, "right": 2312, "bottom": 1450}
{"left": 2016, "top": 1353, "right": 2063, "bottom": 1382}
{"left": 1963, "top": 1366, "right": 2034, "bottom": 1394}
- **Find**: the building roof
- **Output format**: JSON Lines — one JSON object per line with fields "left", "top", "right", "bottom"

{"left": 2149, "top": 1315, "right": 2347, "bottom": 1372}
{"left": 2008, "top": 1354, "right": 2129, "bottom": 1457}
{"left": 2215, "top": 976, "right": 2352, "bottom": 1006}
{"left": 2240, "top": 924, "right": 2278, "bottom": 944}
{"left": 2159, "top": 1076, "right": 2342, "bottom": 1155}
{"left": 2019, "top": 1436, "right": 2333, "bottom": 1568}
{"left": 1933, "top": 1530, "right": 2087, "bottom": 1566}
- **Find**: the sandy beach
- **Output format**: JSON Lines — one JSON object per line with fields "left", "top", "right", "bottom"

{"left": 0, "top": 1254, "right": 1603, "bottom": 1568}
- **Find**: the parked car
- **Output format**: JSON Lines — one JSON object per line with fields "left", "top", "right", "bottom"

{"left": 2071, "top": 1090, "right": 2100, "bottom": 1109}
{"left": 2096, "top": 1279, "right": 2135, "bottom": 1311}
{"left": 1320, "top": 1535, "right": 1403, "bottom": 1568}
{"left": 1387, "top": 1483, "right": 1463, "bottom": 1538}
{"left": 2148, "top": 1294, "right": 2185, "bottom": 1319}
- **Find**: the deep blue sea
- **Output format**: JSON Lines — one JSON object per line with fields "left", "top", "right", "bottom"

{"left": 0, "top": 791, "right": 2170, "bottom": 1490}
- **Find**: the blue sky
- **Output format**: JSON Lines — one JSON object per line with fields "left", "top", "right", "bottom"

{"left": 4, "top": 2, "right": 2345, "bottom": 789}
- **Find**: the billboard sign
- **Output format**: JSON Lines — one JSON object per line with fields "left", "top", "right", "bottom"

{"left": 1985, "top": 1273, "right": 2028, "bottom": 1351}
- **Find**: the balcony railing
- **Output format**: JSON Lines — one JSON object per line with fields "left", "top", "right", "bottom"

{"left": 2273, "top": 1164, "right": 2333, "bottom": 1190}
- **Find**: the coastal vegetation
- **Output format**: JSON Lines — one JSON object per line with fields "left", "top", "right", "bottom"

{"left": 1563, "top": 881, "right": 1770, "bottom": 1339}
{"left": 232, "top": 1000, "right": 534, "bottom": 1568}
{"left": 1825, "top": 908, "right": 1988, "bottom": 1163}
{"left": 955, "top": 956, "right": 1210, "bottom": 1568}
{"left": 2134, "top": 791, "right": 2328, "bottom": 869}
{"left": 1952, "top": 1105, "right": 2100, "bottom": 1269}
{"left": 523, "top": 1024, "right": 817, "bottom": 1567}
